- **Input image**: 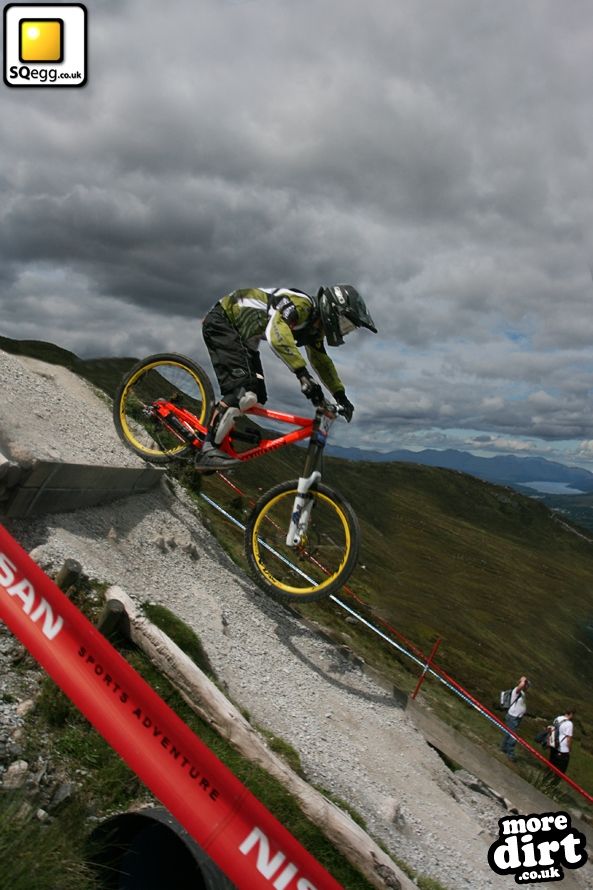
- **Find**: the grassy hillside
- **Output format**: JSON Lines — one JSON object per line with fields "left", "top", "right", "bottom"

{"left": 337, "top": 459, "right": 593, "bottom": 692}
{"left": 4, "top": 336, "right": 593, "bottom": 803}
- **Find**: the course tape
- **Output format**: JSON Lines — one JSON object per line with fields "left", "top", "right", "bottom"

{"left": 0, "top": 524, "right": 343, "bottom": 890}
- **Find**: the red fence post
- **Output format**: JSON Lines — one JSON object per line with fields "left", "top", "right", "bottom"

{"left": 411, "top": 636, "right": 442, "bottom": 700}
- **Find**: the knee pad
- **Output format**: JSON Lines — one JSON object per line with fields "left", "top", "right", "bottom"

{"left": 222, "top": 387, "right": 258, "bottom": 412}
{"left": 238, "top": 390, "right": 257, "bottom": 412}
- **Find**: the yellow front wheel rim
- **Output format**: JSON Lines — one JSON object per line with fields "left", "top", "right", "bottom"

{"left": 250, "top": 488, "right": 352, "bottom": 596}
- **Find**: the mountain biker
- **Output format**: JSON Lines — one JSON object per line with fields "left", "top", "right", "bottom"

{"left": 198, "top": 285, "right": 377, "bottom": 468}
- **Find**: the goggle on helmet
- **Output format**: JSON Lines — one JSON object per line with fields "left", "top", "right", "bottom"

{"left": 317, "top": 285, "right": 378, "bottom": 347}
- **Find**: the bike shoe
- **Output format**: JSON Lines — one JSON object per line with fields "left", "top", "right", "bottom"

{"left": 194, "top": 445, "right": 241, "bottom": 470}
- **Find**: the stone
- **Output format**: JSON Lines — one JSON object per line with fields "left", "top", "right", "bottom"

{"left": 16, "top": 699, "right": 35, "bottom": 718}
{"left": 49, "top": 781, "right": 76, "bottom": 811}
{"left": 182, "top": 542, "right": 200, "bottom": 560}
{"left": 2, "top": 759, "right": 29, "bottom": 789}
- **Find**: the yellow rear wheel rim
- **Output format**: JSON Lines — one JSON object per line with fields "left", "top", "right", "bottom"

{"left": 119, "top": 360, "right": 208, "bottom": 458}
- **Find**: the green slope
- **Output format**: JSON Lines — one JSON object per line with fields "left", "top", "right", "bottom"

{"left": 334, "top": 459, "right": 593, "bottom": 701}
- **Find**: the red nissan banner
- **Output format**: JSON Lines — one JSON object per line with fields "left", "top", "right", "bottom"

{"left": 0, "top": 524, "right": 344, "bottom": 890}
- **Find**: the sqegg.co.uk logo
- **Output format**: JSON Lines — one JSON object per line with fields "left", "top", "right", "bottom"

{"left": 3, "top": 3, "right": 87, "bottom": 87}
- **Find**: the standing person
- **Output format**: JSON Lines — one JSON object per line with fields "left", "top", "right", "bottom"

{"left": 549, "top": 709, "right": 575, "bottom": 775}
{"left": 198, "top": 285, "right": 377, "bottom": 469}
{"left": 501, "top": 676, "right": 530, "bottom": 761}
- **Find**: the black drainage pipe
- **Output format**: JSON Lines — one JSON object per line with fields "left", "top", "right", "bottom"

{"left": 87, "top": 807, "right": 235, "bottom": 889}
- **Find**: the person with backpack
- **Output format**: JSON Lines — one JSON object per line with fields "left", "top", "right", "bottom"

{"left": 500, "top": 676, "right": 530, "bottom": 761}
{"left": 548, "top": 708, "right": 575, "bottom": 775}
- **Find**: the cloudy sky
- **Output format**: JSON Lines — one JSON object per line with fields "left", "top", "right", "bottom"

{"left": 2, "top": 0, "right": 593, "bottom": 463}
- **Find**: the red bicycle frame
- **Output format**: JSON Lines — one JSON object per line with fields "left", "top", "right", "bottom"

{"left": 221, "top": 405, "right": 319, "bottom": 462}
{"left": 152, "top": 399, "right": 327, "bottom": 464}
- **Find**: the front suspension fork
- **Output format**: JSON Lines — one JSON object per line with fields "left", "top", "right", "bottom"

{"left": 285, "top": 470, "right": 322, "bottom": 546}
{"left": 286, "top": 406, "right": 332, "bottom": 547}
{"left": 285, "top": 432, "right": 325, "bottom": 546}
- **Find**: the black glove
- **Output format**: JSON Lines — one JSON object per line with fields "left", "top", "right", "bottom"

{"left": 334, "top": 389, "right": 354, "bottom": 422}
{"left": 297, "top": 369, "right": 324, "bottom": 406}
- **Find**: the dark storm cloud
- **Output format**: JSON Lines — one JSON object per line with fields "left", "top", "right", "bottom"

{"left": 2, "top": 0, "right": 593, "bottom": 460}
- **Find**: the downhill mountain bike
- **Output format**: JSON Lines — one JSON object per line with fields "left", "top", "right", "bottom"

{"left": 113, "top": 353, "right": 360, "bottom": 602}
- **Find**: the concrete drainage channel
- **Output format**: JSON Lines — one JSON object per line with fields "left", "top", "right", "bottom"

{"left": 87, "top": 808, "right": 233, "bottom": 889}
{"left": 0, "top": 452, "right": 164, "bottom": 518}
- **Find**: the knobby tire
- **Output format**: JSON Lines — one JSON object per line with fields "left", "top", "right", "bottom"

{"left": 245, "top": 479, "right": 360, "bottom": 602}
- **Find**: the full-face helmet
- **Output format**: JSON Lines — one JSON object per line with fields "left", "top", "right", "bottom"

{"left": 317, "top": 285, "right": 377, "bottom": 347}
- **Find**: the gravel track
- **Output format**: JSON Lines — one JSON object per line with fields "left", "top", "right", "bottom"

{"left": 1, "top": 348, "right": 591, "bottom": 890}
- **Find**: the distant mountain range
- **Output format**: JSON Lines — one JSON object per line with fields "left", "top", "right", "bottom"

{"left": 326, "top": 445, "right": 593, "bottom": 493}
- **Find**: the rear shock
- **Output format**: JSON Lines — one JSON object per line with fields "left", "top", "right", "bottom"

{"left": 154, "top": 406, "right": 203, "bottom": 446}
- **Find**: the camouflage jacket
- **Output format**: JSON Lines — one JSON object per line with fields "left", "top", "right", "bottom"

{"left": 218, "top": 287, "right": 344, "bottom": 394}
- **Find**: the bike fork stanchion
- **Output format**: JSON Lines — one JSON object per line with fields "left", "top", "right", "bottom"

{"left": 285, "top": 471, "right": 321, "bottom": 546}
{"left": 411, "top": 636, "right": 442, "bottom": 700}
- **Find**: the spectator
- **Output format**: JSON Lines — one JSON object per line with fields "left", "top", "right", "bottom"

{"left": 501, "top": 676, "right": 530, "bottom": 761}
{"left": 549, "top": 708, "right": 575, "bottom": 775}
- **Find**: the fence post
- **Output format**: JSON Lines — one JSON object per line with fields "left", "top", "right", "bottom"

{"left": 55, "top": 558, "right": 82, "bottom": 593}
{"left": 411, "top": 637, "right": 442, "bottom": 700}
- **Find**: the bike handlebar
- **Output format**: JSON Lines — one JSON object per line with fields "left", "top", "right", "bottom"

{"left": 314, "top": 399, "right": 344, "bottom": 418}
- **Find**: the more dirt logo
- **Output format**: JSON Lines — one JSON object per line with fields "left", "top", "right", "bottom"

{"left": 488, "top": 811, "right": 587, "bottom": 883}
